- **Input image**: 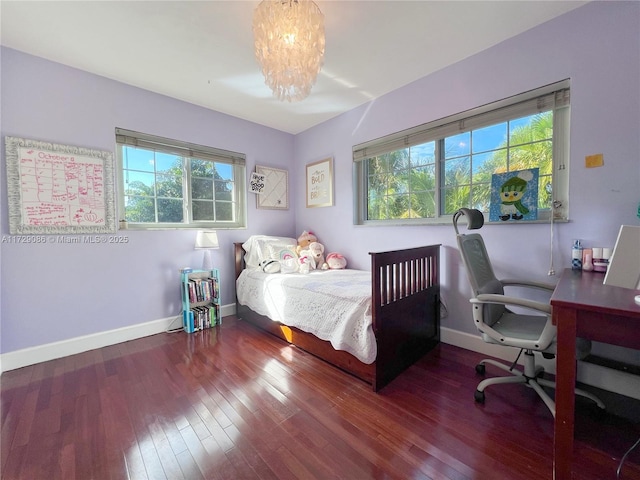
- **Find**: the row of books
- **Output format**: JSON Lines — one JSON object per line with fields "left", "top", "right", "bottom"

{"left": 187, "top": 304, "right": 221, "bottom": 332}
{"left": 187, "top": 276, "right": 219, "bottom": 304}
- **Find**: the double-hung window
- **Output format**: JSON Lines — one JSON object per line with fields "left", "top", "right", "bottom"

{"left": 353, "top": 80, "right": 570, "bottom": 225}
{"left": 116, "top": 128, "right": 246, "bottom": 229}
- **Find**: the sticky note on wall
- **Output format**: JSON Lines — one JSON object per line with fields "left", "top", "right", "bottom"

{"left": 585, "top": 153, "right": 604, "bottom": 168}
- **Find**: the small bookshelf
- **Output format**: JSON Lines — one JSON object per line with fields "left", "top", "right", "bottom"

{"left": 181, "top": 268, "right": 221, "bottom": 333}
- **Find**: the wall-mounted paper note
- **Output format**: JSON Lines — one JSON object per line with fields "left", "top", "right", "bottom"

{"left": 250, "top": 172, "right": 266, "bottom": 194}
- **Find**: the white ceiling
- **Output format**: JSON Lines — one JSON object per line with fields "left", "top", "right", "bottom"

{"left": 1, "top": 1, "right": 587, "bottom": 135}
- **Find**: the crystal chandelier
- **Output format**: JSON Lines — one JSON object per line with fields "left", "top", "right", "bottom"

{"left": 252, "top": 0, "right": 325, "bottom": 102}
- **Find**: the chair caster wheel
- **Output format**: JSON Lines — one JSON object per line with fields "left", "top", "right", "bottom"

{"left": 474, "top": 390, "right": 485, "bottom": 404}
{"left": 475, "top": 364, "right": 485, "bottom": 375}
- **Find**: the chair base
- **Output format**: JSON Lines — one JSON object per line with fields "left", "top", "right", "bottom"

{"left": 474, "top": 350, "right": 605, "bottom": 417}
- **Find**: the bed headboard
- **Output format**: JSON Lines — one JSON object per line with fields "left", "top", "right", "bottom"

{"left": 234, "top": 242, "right": 246, "bottom": 280}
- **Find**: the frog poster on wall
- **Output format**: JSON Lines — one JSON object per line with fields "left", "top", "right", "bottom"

{"left": 489, "top": 168, "right": 539, "bottom": 222}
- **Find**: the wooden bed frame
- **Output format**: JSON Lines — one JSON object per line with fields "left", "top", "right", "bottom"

{"left": 234, "top": 242, "right": 441, "bottom": 391}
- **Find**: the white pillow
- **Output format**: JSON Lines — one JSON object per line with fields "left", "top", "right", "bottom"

{"left": 271, "top": 245, "right": 299, "bottom": 274}
{"left": 257, "top": 246, "right": 299, "bottom": 274}
{"left": 242, "top": 235, "right": 297, "bottom": 268}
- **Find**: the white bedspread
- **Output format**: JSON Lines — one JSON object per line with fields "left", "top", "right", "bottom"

{"left": 236, "top": 269, "right": 376, "bottom": 364}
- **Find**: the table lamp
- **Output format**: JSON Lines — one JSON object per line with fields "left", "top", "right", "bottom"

{"left": 195, "top": 230, "right": 219, "bottom": 271}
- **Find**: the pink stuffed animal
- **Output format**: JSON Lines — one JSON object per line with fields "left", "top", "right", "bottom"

{"left": 326, "top": 252, "right": 347, "bottom": 269}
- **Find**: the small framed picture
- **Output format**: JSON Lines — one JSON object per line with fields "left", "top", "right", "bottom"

{"left": 306, "top": 157, "right": 333, "bottom": 208}
{"left": 255, "top": 165, "right": 289, "bottom": 210}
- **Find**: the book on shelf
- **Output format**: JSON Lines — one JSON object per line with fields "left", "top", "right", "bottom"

{"left": 208, "top": 276, "right": 219, "bottom": 301}
{"left": 188, "top": 279, "right": 197, "bottom": 303}
{"left": 192, "top": 307, "right": 201, "bottom": 331}
{"left": 196, "top": 278, "right": 204, "bottom": 302}
{"left": 209, "top": 306, "right": 216, "bottom": 327}
{"left": 203, "top": 279, "right": 211, "bottom": 302}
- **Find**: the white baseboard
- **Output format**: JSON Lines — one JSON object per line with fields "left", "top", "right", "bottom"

{"left": 0, "top": 303, "right": 236, "bottom": 373}
{"left": 2, "top": 310, "right": 638, "bottom": 402}
{"left": 441, "top": 327, "right": 640, "bottom": 401}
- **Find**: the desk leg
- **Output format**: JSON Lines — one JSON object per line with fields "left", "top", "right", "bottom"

{"left": 554, "top": 306, "right": 577, "bottom": 480}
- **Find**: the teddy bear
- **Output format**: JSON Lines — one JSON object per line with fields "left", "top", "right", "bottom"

{"left": 296, "top": 230, "right": 318, "bottom": 256}
{"left": 326, "top": 252, "right": 347, "bottom": 269}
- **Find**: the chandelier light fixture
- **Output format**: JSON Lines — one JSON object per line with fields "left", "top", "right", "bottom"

{"left": 252, "top": 0, "right": 325, "bottom": 102}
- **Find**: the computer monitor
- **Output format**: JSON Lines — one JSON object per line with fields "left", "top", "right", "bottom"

{"left": 603, "top": 225, "right": 640, "bottom": 290}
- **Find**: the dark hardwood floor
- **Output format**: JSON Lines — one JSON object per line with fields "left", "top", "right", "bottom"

{"left": 2, "top": 316, "right": 639, "bottom": 480}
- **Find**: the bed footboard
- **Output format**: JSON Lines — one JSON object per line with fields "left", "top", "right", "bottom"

{"left": 370, "top": 245, "right": 440, "bottom": 391}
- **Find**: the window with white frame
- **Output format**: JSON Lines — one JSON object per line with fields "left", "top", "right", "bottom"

{"left": 353, "top": 80, "right": 570, "bottom": 225}
{"left": 116, "top": 128, "right": 246, "bottom": 229}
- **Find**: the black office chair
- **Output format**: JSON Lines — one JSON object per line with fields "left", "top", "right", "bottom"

{"left": 453, "top": 208, "right": 604, "bottom": 416}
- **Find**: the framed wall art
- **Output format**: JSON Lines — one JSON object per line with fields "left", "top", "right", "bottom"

{"left": 306, "top": 157, "right": 333, "bottom": 208}
{"left": 489, "top": 168, "right": 539, "bottom": 222}
{"left": 5, "top": 136, "right": 116, "bottom": 234}
{"left": 255, "top": 165, "right": 289, "bottom": 210}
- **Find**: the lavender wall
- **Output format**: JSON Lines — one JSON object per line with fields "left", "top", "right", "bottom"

{"left": 293, "top": 2, "right": 640, "bottom": 361}
{"left": 0, "top": 48, "right": 296, "bottom": 353}
{"left": 1, "top": 2, "right": 638, "bottom": 366}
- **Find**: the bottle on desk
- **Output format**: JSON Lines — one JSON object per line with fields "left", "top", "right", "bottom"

{"left": 572, "top": 239, "right": 583, "bottom": 270}
{"left": 582, "top": 248, "right": 594, "bottom": 271}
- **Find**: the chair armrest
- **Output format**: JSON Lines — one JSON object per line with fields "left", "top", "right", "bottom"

{"left": 500, "top": 279, "right": 555, "bottom": 292}
{"left": 472, "top": 294, "right": 552, "bottom": 315}
{"left": 470, "top": 294, "right": 555, "bottom": 349}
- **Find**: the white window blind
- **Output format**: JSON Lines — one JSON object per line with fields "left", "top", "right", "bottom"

{"left": 116, "top": 128, "right": 246, "bottom": 165}
{"left": 353, "top": 80, "right": 570, "bottom": 162}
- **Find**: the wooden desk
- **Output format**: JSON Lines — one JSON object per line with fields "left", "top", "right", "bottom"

{"left": 550, "top": 269, "right": 640, "bottom": 479}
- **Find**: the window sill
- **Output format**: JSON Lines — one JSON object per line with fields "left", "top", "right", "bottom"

{"left": 355, "top": 217, "right": 568, "bottom": 227}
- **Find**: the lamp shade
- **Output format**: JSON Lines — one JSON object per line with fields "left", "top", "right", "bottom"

{"left": 195, "top": 230, "right": 219, "bottom": 250}
{"left": 195, "top": 231, "right": 219, "bottom": 271}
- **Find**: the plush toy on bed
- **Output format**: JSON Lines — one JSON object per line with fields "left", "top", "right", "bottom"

{"left": 297, "top": 249, "right": 316, "bottom": 274}
{"left": 326, "top": 252, "right": 347, "bottom": 269}
{"left": 296, "top": 230, "right": 317, "bottom": 256}
{"left": 308, "top": 242, "right": 326, "bottom": 270}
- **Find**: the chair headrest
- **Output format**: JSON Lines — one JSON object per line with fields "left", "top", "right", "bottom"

{"left": 453, "top": 208, "right": 485, "bottom": 234}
